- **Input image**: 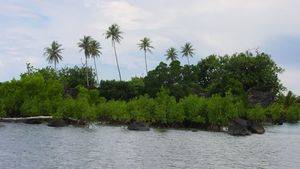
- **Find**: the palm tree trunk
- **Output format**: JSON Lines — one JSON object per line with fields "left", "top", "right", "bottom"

{"left": 187, "top": 57, "right": 190, "bottom": 65}
{"left": 86, "top": 56, "right": 89, "bottom": 87}
{"left": 113, "top": 41, "right": 122, "bottom": 81}
{"left": 54, "top": 62, "right": 57, "bottom": 71}
{"left": 144, "top": 50, "right": 148, "bottom": 74}
{"left": 93, "top": 57, "right": 99, "bottom": 85}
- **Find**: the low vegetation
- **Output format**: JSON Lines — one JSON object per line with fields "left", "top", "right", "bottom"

{"left": 0, "top": 52, "right": 299, "bottom": 128}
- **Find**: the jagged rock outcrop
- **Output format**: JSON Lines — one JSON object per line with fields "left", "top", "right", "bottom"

{"left": 247, "top": 89, "right": 275, "bottom": 107}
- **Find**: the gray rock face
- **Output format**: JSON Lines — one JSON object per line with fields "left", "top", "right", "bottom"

{"left": 247, "top": 89, "right": 275, "bottom": 107}
{"left": 128, "top": 121, "right": 150, "bottom": 131}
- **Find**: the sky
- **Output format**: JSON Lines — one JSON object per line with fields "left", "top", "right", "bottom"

{"left": 0, "top": 0, "right": 300, "bottom": 94}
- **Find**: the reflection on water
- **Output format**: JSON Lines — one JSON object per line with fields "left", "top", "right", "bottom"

{"left": 0, "top": 123, "right": 299, "bottom": 169}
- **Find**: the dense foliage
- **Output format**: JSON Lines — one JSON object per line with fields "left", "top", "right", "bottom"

{"left": 0, "top": 52, "right": 299, "bottom": 127}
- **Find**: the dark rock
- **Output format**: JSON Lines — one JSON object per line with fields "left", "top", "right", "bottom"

{"left": 228, "top": 122, "right": 251, "bottom": 136}
{"left": 24, "top": 119, "right": 43, "bottom": 124}
{"left": 128, "top": 121, "right": 150, "bottom": 131}
{"left": 248, "top": 122, "right": 265, "bottom": 134}
{"left": 207, "top": 125, "right": 221, "bottom": 132}
{"left": 233, "top": 118, "right": 250, "bottom": 127}
{"left": 65, "top": 118, "right": 87, "bottom": 126}
{"left": 247, "top": 89, "right": 275, "bottom": 107}
{"left": 47, "top": 119, "right": 67, "bottom": 127}
{"left": 277, "top": 119, "right": 284, "bottom": 125}
{"left": 228, "top": 118, "right": 265, "bottom": 136}
{"left": 272, "top": 117, "right": 284, "bottom": 125}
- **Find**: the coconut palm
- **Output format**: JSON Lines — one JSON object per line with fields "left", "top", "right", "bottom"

{"left": 105, "top": 24, "right": 123, "bottom": 81}
{"left": 90, "top": 39, "right": 102, "bottom": 84}
{"left": 181, "top": 42, "right": 195, "bottom": 65}
{"left": 78, "top": 36, "right": 92, "bottom": 87}
{"left": 138, "top": 37, "right": 154, "bottom": 74}
{"left": 43, "top": 41, "right": 63, "bottom": 70}
{"left": 165, "top": 47, "right": 178, "bottom": 62}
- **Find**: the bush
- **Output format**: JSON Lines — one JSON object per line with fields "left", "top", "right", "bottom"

{"left": 179, "top": 95, "right": 207, "bottom": 125}
{"left": 152, "top": 88, "right": 185, "bottom": 125}
{"left": 286, "top": 104, "right": 300, "bottom": 123}
{"left": 56, "top": 97, "right": 96, "bottom": 121}
{"left": 0, "top": 100, "right": 6, "bottom": 118}
{"left": 247, "top": 105, "right": 266, "bottom": 122}
{"left": 77, "top": 85, "right": 106, "bottom": 105}
{"left": 127, "top": 95, "right": 155, "bottom": 123}
{"left": 206, "top": 94, "right": 239, "bottom": 126}
{"left": 96, "top": 100, "right": 130, "bottom": 123}
{"left": 266, "top": 103, "right": 284, "bottom": 122}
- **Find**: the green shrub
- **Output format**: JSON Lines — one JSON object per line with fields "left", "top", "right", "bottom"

{"left": 96, "top": 100, "right": 130, "bottom": 123}
{"left": 0, "top": 100, "right": 6, "bottom": 118}
{"left": 0, "top": 80, "right": 23, "bottom": 117}
{"left": 127, "top": 95, "right": 155, "bottom": 122}
{"left": 77, "top": 85, "right": 105, "bottom": 105}
{"left": 247, "top": 105, "right": 266, "bottom": 122}
{"left": 266, "top": 103, "right": 284, "bottom": 122}
{"left": 286, "top": 104, "right": 300, "bottom": 123}
{"left": 207, "top": 94, "right": 239, "bottom": 126}
{"left": 57, "top": 97, "right": 96, "bottom": 121}
{"left": 179, "top": 95, "right": 207, "bottom": 125}
{"left": 166, "top": 98, "right": 184, "bottom": 125}
{"left": 153, "top": 88, "right": 184, "bottom": 125}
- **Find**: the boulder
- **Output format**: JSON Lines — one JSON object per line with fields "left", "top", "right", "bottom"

{"left": 248, "top": 122, "right": 265, "bottom": 134}
{"left": 228, "top": 122, "right": 251, "bottom": 136}
{"left": 47, "top": 119, "right": 67, "bottom": 127}
{"left": 127, "top": 121, "right": 150, "bottom": 131}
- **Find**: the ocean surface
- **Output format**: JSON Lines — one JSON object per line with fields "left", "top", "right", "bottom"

{"left": 0, "top": 123, "right": 299, "bottom": 169}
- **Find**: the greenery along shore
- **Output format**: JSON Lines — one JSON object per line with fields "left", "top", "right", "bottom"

{"left": 0, "top": 24, "right": 299, "bottom": 128}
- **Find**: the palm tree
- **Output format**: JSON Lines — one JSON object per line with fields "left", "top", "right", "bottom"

{"left": 165, "top": 47, "right": 178, "bottom": 62}
{"left": 43, "top": 41, "right": 63, "bottom": 70}
{"left": 90, "top": 39, "right": 102, "bottom": 84}
{"left": 138, "top": 37, "right": 154, "bottom": 74}
{"left": 78, "top": 36, "right": 92, "bottom": 87}
{"left": 181, "top": 42, "right": 195, "bottom": 65}
{"left": 105, "top": 24, "right": 123, "bottom": 81}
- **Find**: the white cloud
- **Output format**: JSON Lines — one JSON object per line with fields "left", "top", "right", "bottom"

{"left": 280, "top": 69, "right": 300, "bottom": 94}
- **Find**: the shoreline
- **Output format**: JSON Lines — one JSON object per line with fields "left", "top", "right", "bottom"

{"left": 2, "top": 116, "right": 297, "bottom": 136}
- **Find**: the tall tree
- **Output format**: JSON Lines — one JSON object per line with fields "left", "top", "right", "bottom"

{"left": 43, "top": 41, "right": 63, "bottom": 70}
{"left": 166, "top": 47, "right": 178, "bottom": 62}
{"left": 90, "top": 39, "right": 102, "bottom": 85}
{"left": 138, "top": 37, "right": 154, "bottom": 74}
{"left": 78, "top": 36, "right": 92, "bottom": 87}
{"left": 181, "top": 42, "right": 194, "bottom": 65}
{"left": 105, "top": 24, "right": 123, "bottom": 81}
